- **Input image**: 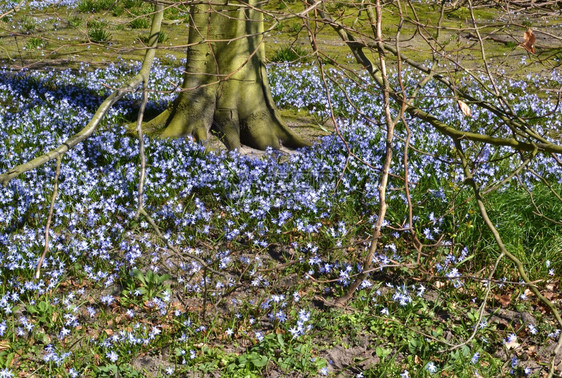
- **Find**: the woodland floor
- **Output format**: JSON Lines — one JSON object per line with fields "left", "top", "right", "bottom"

{"left": 0, "top": 2, "right": 562, "bottom": 377}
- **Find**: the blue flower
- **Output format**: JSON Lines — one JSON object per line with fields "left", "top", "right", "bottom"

{"left": 106, "top": 350, "right": 118, "bottom": 363}
{"left": 426, "top": 361, "right": 438, "bottom": 374}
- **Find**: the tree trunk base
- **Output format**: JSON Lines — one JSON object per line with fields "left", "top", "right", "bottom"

{"left": 131, "top": 100, "right": 309, "bottom": 151}
{"left": 128, "top": 1, "right": 310, "bottom": 151}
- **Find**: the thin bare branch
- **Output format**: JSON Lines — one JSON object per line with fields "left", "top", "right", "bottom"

{"left": 35, "top": 155, "right": 63, "bottom": 279}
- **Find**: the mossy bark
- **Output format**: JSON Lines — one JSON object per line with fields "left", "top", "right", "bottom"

{"left": 143, "top": 1, "right": 306, "bottom": 150}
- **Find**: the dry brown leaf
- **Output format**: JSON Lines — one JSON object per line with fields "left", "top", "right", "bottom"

{"left": 521, "top": 29, "right": 536, "bottom": 54}
{"left": 0, "top": 340, "right": 9, "bottom": 351}
{"left": 89, "top": 329, "right": 100, "bottom": 339}
{"left": 457, "top": 100, "right": 472, "bottom": 118}
{"left": 495, "top": 294, "right": 511, "bottom": 307}
{"left": 104, "top": 329, "right": 114, "bottom": 336}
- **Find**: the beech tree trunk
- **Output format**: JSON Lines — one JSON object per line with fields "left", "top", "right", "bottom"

{"left": 143, "top": 1, "right": 307, "bottom": 150}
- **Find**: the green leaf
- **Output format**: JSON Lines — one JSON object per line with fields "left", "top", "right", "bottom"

{"left": 277, "top": 333, "right": 285, "bottom": 350}
{"left": 155, "top": 274, "right": 171, "bottom": 284}
{"left": 132, "top": 269, "right": 145, "bottom": 283}
{"left": 376, "top": 346, "right": 391, "bottom": 359}
{"left": 249, "top": 353, "right": 268, "bottom": 368}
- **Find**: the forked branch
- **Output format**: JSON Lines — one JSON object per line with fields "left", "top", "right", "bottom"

{"left": 307, "top": 0, "right": 562, "bottom": 156}
{"left": 337, "top": 0, "right": 402, "bottom": 305}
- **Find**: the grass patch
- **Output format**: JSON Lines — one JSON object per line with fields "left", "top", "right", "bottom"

{"left": 270, "top": 45, "right": 309, "bottom": 63}
{"left": 139, "top": 32, "right": 168, "bottom": 44}
{"left": 88, "top": 26, "right": 111, "bottom": 42}
{"left": 78, "top": 0, "right": 115, "bottom": 13}
{"left": 129, "top": 16, "right": 150, "bottom": 29}
{"left": 24, "top": 37, "right": 45, "bottom": 50}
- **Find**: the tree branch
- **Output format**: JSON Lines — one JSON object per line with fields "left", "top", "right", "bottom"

{"left": 306, "top": 2, "right": 562, "bottom": 155}
{"left": 0, "top": 4, "right": 164, "bottom": 187}
{"left": 35, "top": 154, "right": 63, "bottom": 279}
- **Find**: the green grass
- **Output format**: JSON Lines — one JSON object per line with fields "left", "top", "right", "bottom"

{"left": 88, "top": 26, "right": 112, "bottom": 42}
{"left": 0, "top": 0, "right": 551, "bottom": 73}
{"left": 270, "top": 45, "right": 309, "bottom": 63}
{"left": 24, "top": 37, "right": 45, "bottom": 50}
{"left": 139, "top": 32, "right": 168, "bottom": 44}
{"left": 78, "top": 0, "right": 115, "bottom": 13}
{"left": 21, "top": 16, "right": 37, "bottom": 32}
{"left": 129, "top": 16, "right": 150, "bottom": 29}
{"left": 429, "top": 181, "right": 562, "bottom": 280}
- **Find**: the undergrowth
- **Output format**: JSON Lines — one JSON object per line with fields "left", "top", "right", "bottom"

{"left": 0, "top": 1, "right": 561, "bottom": 377}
